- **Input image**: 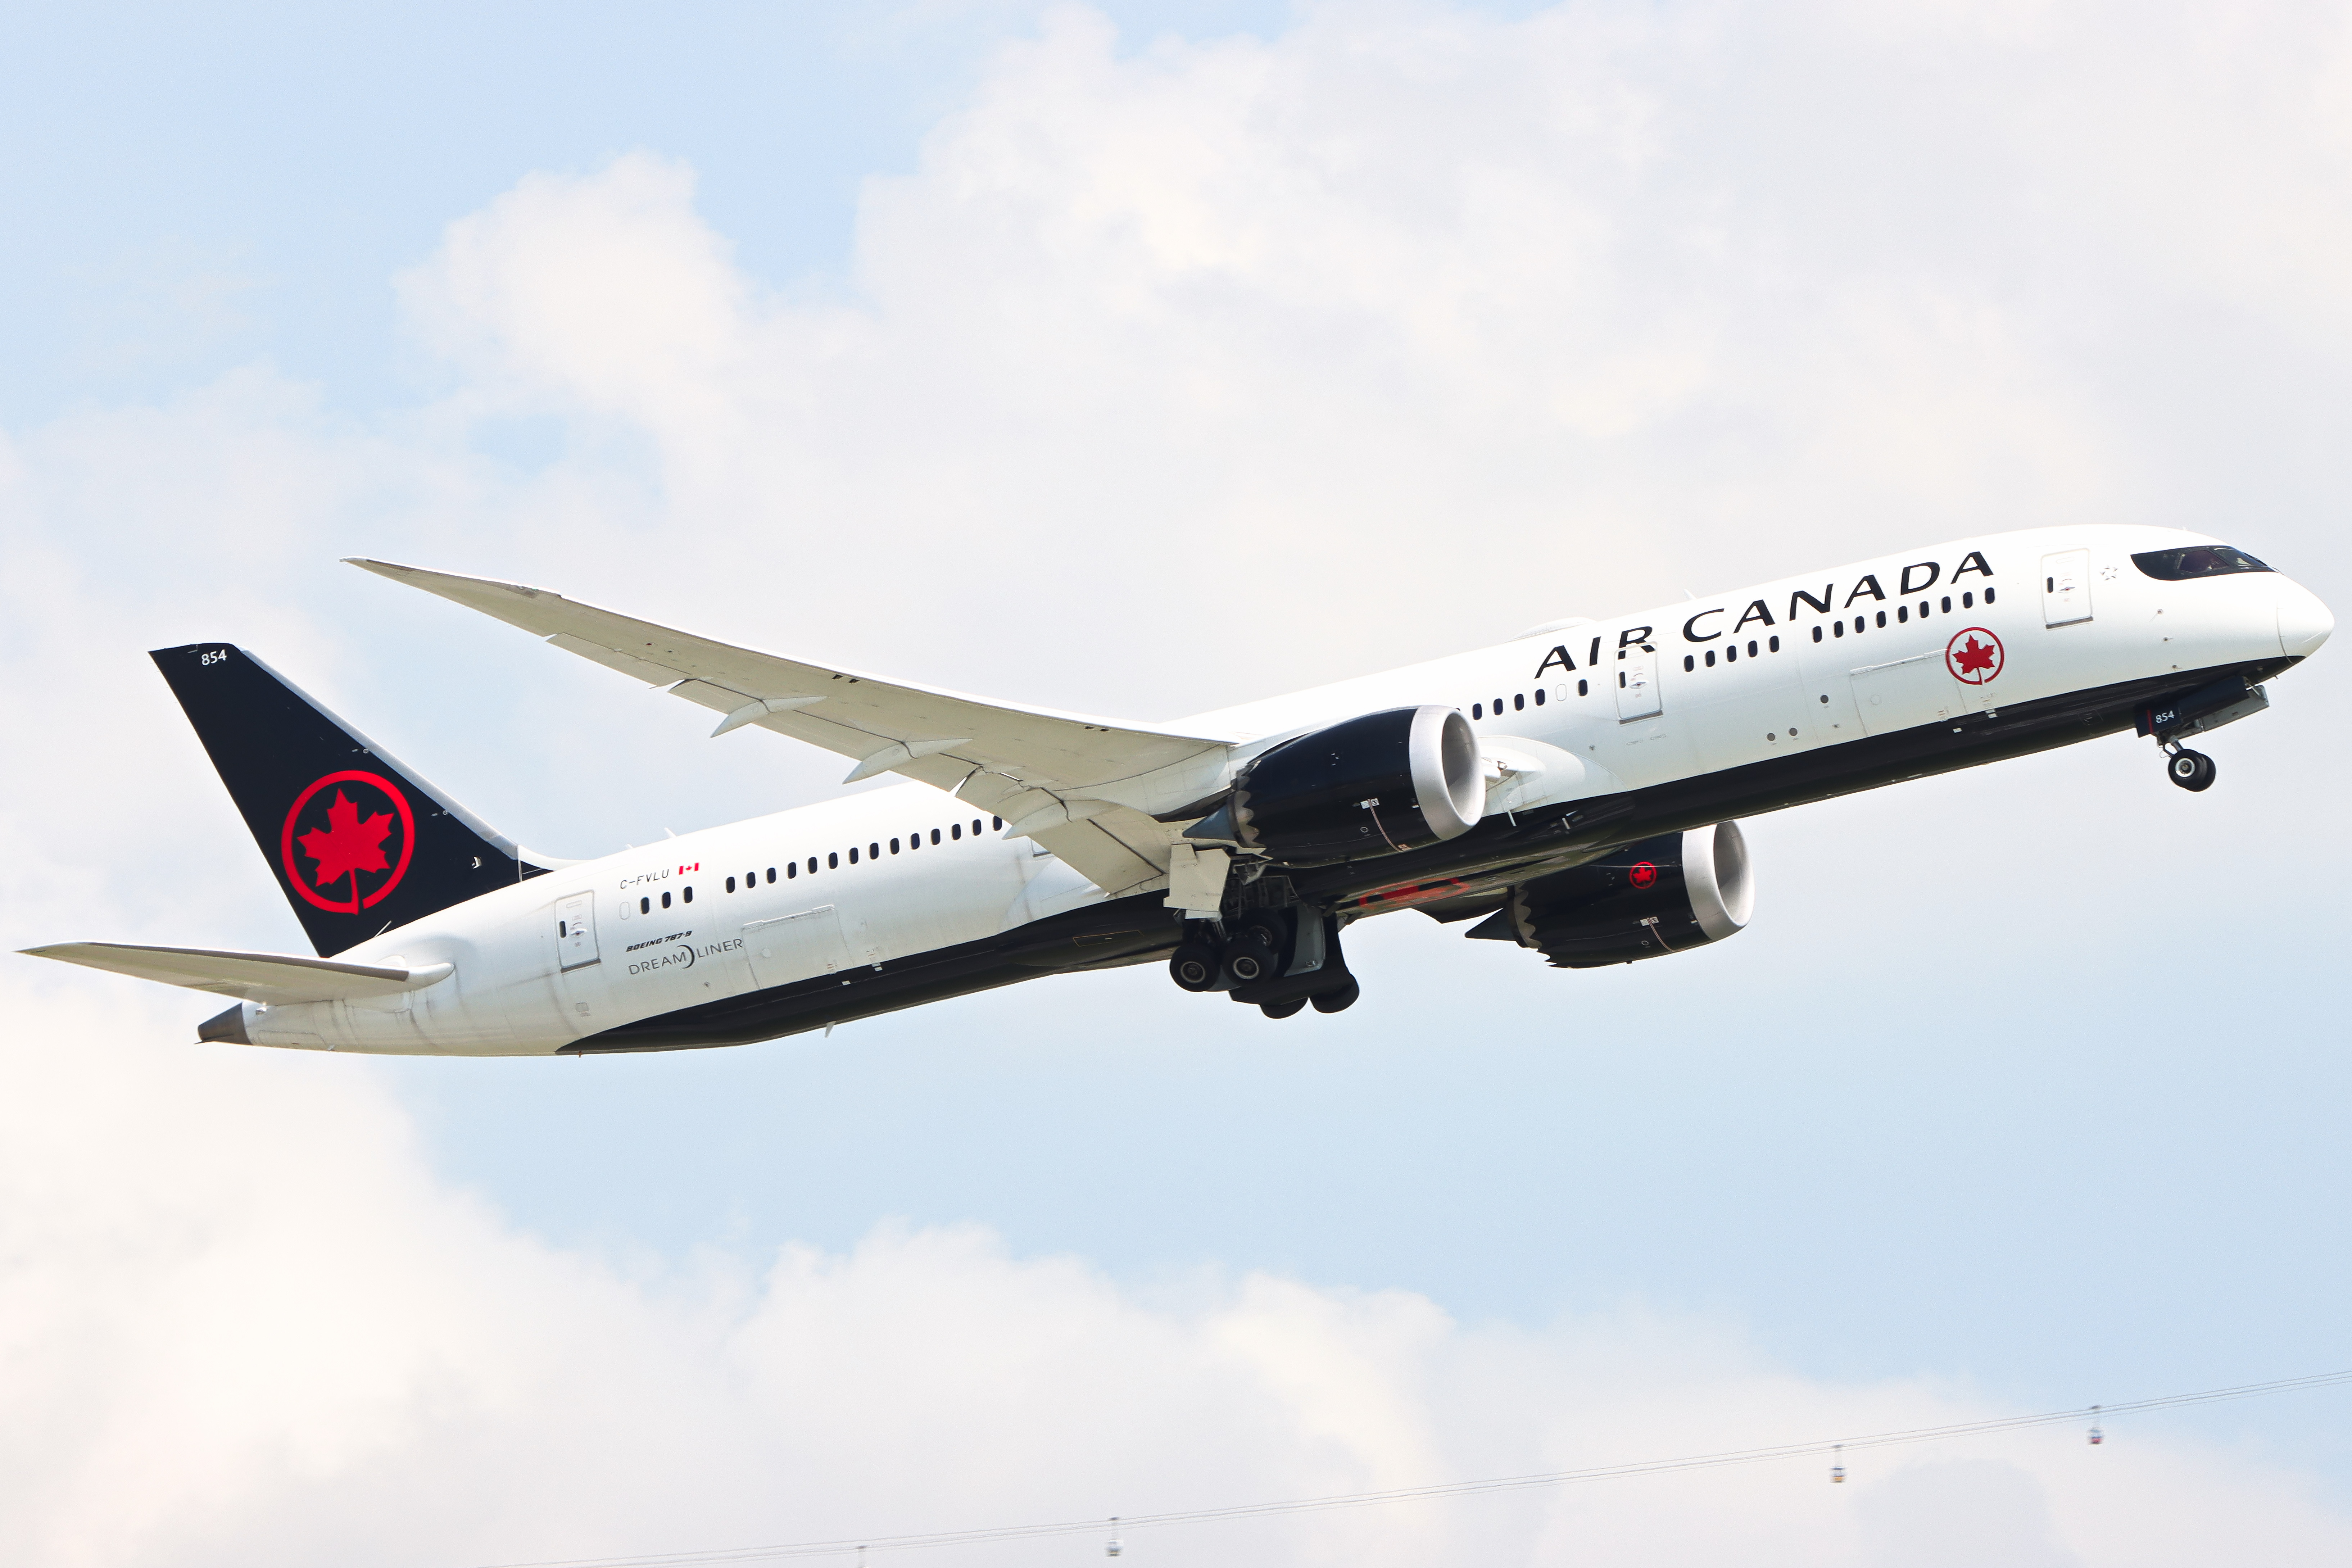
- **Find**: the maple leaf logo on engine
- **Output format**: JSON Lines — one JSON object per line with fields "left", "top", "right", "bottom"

{"left": 279, "top": 770, "right": 416, "bottom": 915}
{"left": 298, "top": 790, "right": 393, "bottom": 888}
{"left": 1945, "top": 627, "right": 2005, "bottom": 685}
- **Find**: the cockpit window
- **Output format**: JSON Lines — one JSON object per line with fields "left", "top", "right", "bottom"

{"left": 2131, "top": 545, "right": 2272, "bottom": 580}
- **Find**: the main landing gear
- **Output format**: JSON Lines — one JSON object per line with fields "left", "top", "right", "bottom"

{"left": 1167, "top": 909, "right": 1358, "bottom": 1018}
{"left": 2164, "top": 743, "right": 2217, "bottom": 792}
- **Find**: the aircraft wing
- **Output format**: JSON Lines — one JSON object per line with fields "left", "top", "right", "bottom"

{"left": 22, "top": 942, "right": 453, "bottom": 1005}
{"left": 348, "top": 559, "right": 1241, "bottom": 896}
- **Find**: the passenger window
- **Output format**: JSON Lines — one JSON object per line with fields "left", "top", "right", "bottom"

{"left": 661, "top": 891, "right": 672, "bottom": 908}
{"left": 787, "top": 862, "right": 797, "bottom": 878}
{"left": 1768, "top": 636, "right": 1779, "bottom": 652}
{"left": 1577, "top": 679, "right": 1589, "bottom": 696}
{"left": 1833, "top": 621, "right": 1845, "bottom": 638}
{"left": 1875, "top": 611, "right": 1886, "bottom": 627}
{"left": 767, "top": 867, "right": 776, "bottom": 883}
{"left": 683, "top": 886, "right": 694, "bottom": 903}
{"left": 1533, "top": 689, "right": 1546, "bottom": 706}
{"left": 931, "top": 828, "right": 942, "bottom": 844}
{"left": 1705, "top": 650, "right": 1717, "bottom": 667}
{"left": 1726, "top": 645, "right": 1736, "bottom": 662}
{"left": 1472, "top": 702, "right": 1482, "bottom": 719}
{"left": 1492, "top": 696, "right": 1503, "bottom": 713}
{"left": 1811, "top": 626, "right": 1822, "bottom": 642}
{"left": 1985, "top": 587, "right": 1997, "bottom": 603}
{"left": 1941, "top": 595, "right": 1952, "bottom": 612}
{"left": 951, "top": 823, "right": 962, "bottom": 840}
{"left": 639, "top": 896, "right": 650, "bottom": 915}
{"left": 828, "top": 852, "right": 838, "bottom": 869}
{"left": 891, "top": 838, "right": 901, "bottom": 854}
{"left": 727, "top": 876, "right": 737, "bottom": 893}
{"left": 1918, "top": 601, "right": 1929, "bottom": 617}
{"left": 1897, "top": 606, "right": 1909, "bottom": 622}
{"left": 1683, "top": 655, "right": 1695, "bottom": 671}
{"left": 870, "top": 842, "right": 880, "bottom": 859}
{"left": 1513, "top": 693, "right": 1524, "bottom": 711}
{"left": 1748, "top": 640, "right": 1759, "bottom": 657}
{"left": 848, "top": 848, "right": 858, "bottom": 865}
{"left": 991, "top": 817, "right": 1002, "bottom": 830}
{"left": 1963, "top": 592, "right": 1974, "bottom": 608}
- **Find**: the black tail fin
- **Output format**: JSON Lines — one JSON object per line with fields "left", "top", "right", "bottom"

{"left": 153, "top": 643, "right": 554, "bottom": 956}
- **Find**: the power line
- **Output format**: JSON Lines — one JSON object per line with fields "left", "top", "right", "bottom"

{"left": 466, "top": 1367, "right": 2352, "bottom": 1568}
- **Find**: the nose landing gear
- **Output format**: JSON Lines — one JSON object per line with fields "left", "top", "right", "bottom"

{"left": 2165, "top": 744, "right": 2217, "bottom": 792}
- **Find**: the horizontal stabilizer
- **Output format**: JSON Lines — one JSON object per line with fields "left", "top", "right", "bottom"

{"left": 21, "top": 942, "right": 452, "bottom": 1005}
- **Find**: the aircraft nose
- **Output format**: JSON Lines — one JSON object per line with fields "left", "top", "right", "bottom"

{"left": 2278, "top": 579, "right": 2334, "bottom": 660}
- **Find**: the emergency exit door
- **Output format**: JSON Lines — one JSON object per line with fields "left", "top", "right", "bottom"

{"left": 555, "top": 893, "right": 599, "bottom": 971}
{"left": 1614, "top": 640, "right": 1662, "bottom": 720}
{"left": 2043, "top": 549, "right": 2092, "bottom": 626}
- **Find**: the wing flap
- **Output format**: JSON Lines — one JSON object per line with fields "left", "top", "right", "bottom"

{"left": 22, "top": 943, "right": 452, "bottom": 1005}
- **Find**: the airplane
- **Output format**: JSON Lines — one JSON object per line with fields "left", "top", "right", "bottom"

{"left": 21, "top": 525, "right": 2331, "bottom": 1055}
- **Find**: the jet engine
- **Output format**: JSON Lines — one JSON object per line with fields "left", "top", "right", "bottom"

{"left": 1481, "top": 822, "right": 1753, "bottom": 966}
{"left": 1190, "top": 706, "right": 1482, "bottom": 865}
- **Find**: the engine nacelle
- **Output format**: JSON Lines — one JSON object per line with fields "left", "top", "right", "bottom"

{"left": 1497, "top": 822, "right": 1753, "bottom": 966}
{"left": 1195, "top": 706, "right": 1482, "bottom": 866}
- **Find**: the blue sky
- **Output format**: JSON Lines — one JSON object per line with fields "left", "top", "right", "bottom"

{"left": 3, "top": 4, "right": 2350, "bottom": 1564}
{"left": 0, "top": 2, "right": 1299, "bottom": 421}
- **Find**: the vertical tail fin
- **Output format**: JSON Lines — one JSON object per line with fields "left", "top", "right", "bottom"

{"left": 152, "top": 643, "right": 555, "bottom": 956}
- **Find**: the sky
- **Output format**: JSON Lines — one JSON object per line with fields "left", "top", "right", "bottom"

{"left": 4, "top": 2, "right": 2352, "bottom": 1564}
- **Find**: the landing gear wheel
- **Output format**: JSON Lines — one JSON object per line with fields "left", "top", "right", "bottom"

{"left": 1222, "top": 911, "right": 1290, "bottom": 988}
{"left": 1222, "top": 933, "right": 1277, "bottom": 987}
{"left": 1310, "top": 977, "right": 1361, "bottom": 1014}
{"left": 2167, "top": 748, "right": 2217, "bottom": 792}
{"left": 1169, "top": 941, "right": 1222, "bottom": 993}
{"left": 1260, "top": 998, "right": 1308, "bottom": 1019}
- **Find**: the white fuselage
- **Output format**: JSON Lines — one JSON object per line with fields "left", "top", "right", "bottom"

{"left": 237, "top": 525, "right": 2331, "bottom": 1056}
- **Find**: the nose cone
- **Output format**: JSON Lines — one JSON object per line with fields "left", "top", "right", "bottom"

{"left": 2278, "top": 580, "right": 2334, "bottom": 660}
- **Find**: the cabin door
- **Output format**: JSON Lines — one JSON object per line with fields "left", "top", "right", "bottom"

{"left": 1614, "top": 641, "right": 1662, "bottom": 720}
{"left": 2042, "top": 549, "right": 2092, "bottom": 626}
{"left": 556, "top": 893, "right": 599, "bottom": 971}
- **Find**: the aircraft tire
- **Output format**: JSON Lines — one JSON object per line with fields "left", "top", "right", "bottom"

{"left": 1169, "top": 941, "right": 1223, "bottom": 992}
{"left": 1260, "top": 998, "right": 1308, "bottom": 1019}
{"left": 2168, "top": 749, "right": 2217, "bottom": 792}
{"left": 1310, "top": 977, "right": 1361, "bottom": 1014}
{"left": 1222, "top": 932, "right": 1278, "bottom": 987}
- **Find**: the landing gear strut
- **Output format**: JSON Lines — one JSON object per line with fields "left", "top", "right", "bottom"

{"left": 2165, "top": 745, "right": 2217, "bottom": 792}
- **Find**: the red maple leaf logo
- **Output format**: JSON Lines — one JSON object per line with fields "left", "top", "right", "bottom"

{"left": 297, "top": 789, "right": 394, "bottom": 890}
{"left": 1953, "top": 636, "right": 1998, "bottom": 675}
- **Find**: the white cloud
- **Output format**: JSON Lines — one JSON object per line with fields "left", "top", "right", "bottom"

{"left": 2, "top": 985, "right": 2348, "bottom": 1568}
